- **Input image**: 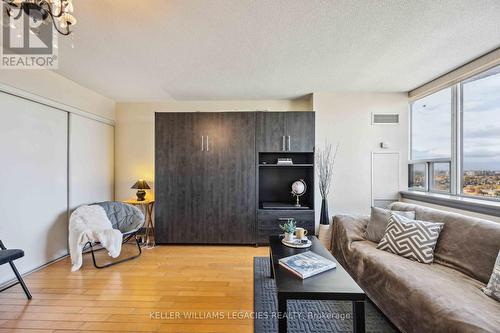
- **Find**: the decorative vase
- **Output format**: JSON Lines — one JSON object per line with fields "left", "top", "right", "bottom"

{"left": 320, "top": 198, "right": 329, "bottom": 225}
{"left": 284, "top": 232, "right": 294, "bottom": 242}
{"left": 318, "top": 198, "right": 332, "bottom": 250}
{"left": 318, "top": 224, "right": 332, "bottom": 250}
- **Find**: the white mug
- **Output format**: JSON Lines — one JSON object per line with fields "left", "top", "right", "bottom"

{"left": 295, "top": 227, "right": 308, "bottom": 239}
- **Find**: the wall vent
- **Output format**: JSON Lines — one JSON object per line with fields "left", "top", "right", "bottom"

{"left": 371, "top": 113, "right": 399, "bottom": 125}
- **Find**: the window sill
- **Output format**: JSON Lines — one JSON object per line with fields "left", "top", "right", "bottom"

{"left": 399, "top": 191, "right": 500, "bottom": 217}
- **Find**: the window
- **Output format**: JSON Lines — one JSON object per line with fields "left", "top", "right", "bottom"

{"left": 409, "top": 163, "right": 426, "bottom": 190}
{"left": 409, "top": 65, "right": 500, "bottom": 200}
{"left": 411, "top": 88, "right": 452, "bottom": 160}
{"left": 409, "top": 88, "right": 452, "bottom": 194}
{"left": 430, "top": 162, "right": 451, "bottom": 193}
{"left": 461, "top": 67, "right": 500, "bottom": 199}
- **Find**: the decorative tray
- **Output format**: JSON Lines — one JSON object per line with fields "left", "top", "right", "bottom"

{"left": 281, "top": 238, "right": 312, "bottom": 249}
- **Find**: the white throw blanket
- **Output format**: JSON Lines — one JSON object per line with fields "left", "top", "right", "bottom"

{"left": 69, "top": 205, "right": 122, "bottom": 271}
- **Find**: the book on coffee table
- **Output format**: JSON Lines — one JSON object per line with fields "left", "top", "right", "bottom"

{"left": 279, "top": 251, "right": 336, "bottom": 279}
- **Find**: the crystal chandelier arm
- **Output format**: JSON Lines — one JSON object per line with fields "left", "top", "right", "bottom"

{"left": 50, "top": 16, "right": 71, "bottom": 35}
{"left": 39, "top": 0, "right": 64, "bottom": 18}
{"left": 39, "top": 0, "right": 72, "bottom": 35}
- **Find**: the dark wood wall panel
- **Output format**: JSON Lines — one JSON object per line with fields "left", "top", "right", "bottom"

{"left": 155, "top": 112, "right": 256, "bottom": 244}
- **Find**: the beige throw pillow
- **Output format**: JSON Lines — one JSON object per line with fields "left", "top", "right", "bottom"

{"left": 365, "top": 207, "right": 415, "bottom": 243}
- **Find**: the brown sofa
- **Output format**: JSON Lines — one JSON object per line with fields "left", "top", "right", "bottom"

{"left": 331, "top": 202, "right": 500, "bottom": 333}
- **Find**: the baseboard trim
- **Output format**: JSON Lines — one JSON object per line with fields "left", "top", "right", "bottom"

{"left": 0, "top": 253, "right": 69, "bottom": 292}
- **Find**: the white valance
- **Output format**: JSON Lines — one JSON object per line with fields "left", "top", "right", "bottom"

{"left": 409, "top": 48, "right": 500, "bottom": 101}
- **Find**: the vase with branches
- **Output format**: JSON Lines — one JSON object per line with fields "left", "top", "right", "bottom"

{"left": 316, "top": 142, "right": 339, "bottom": 226}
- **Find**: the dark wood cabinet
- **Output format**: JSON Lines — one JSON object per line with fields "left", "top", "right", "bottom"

{"left": 155, "top": 113, "right": 206, "bottom": 243}
{"left": 155, "top": 112, "right": 256, "bottom": 244}
{"left": 256, "top": 111, "right": 315, "bottom": 152}
{"left": 256, "top": 112, "right": 286, "bottom": 152}
{"left": 256, "top": 210, "right": 315, "bottom": 244}
{"left": 285, "top": 112, "right": 315, "bottom": 152}
{"left": 155, "top": 111, "right": 314, "bottom": 245}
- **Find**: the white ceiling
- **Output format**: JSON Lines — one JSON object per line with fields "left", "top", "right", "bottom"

{"left": 54, "top": 0, "right": 500, "bottom": 101}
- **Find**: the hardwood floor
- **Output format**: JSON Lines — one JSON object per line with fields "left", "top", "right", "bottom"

{"left": 0, "top": 244, "right": 269, "bottom": 333}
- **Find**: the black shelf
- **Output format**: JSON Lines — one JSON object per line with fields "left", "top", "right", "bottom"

{"left": 259, "top": 152, "right": 314, "bottom": 165}
{"left": 260, "top": 202, "right": 311, "bottom": 210}
{"left": 258, "top": 208, "right": 314, "bottom": 212}
{"left": 259, "top": 164, "right": 313, "bottom": 167}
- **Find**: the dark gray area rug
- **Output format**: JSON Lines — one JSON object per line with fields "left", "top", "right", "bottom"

{"left": 254, "top": 257, "right": 398, "bottom": 333}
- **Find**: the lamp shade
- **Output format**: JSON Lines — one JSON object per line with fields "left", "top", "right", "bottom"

{"left": 131, "top": 179, "right": 151, "bottom": 190}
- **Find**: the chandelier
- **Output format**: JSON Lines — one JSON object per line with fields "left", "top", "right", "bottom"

{"left": 2, "top": 0, "right": 76, "bottom": 35}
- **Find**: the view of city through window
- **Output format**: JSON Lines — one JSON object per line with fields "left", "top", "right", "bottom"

{"left": 410, "top": 66, "right": 500, "bottom": 199}
{"left": 409, "top": 163, "right": 426, "bottom": 189}
{"left": 432, "top": 162, "right": 451, "bottom": 193}
{"left": 462, "top": 66, "right": 500, "bottom": 198}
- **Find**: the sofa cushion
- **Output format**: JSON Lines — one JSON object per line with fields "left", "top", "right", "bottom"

{"left": 389, "top": 202, "right": 500, "bottom": 284}
{"left": 377, "top": 214, "right": 443, "bottom": 264}
{"left": 350, "top": 241, "right": 500, "bottom": 333}
{"left": 483, "top": 251, "right": 500, "bottom": 302}
{"left": 365, "top": 207, "right": 415, "bottom": 243}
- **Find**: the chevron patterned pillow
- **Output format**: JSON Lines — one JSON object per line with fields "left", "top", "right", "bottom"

{"left": 483, "top": 251, "right": 500, "bottom": 302}
{"left": 377, "top": 213, "right": 444, "bottom": 264}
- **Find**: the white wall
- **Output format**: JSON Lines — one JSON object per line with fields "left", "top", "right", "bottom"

{"left": 114, "top": 99, "right": 312, "bottom": 201}
{"left": 313, "top": 92, "right": 409, "bottom": 220}
{"left": 0, "top": 93, "right": 68, "bottom": 285}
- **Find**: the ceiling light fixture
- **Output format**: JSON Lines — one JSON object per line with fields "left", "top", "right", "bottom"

{"left": 2, "top": 0, "right": 76, "bottom": 36}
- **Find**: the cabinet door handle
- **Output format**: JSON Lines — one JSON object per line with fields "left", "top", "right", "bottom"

{"left": 206, "top": 136, "right": 209, "bottom": 151}
{"left": 277, "top": 217, "right": 295, "bottom": 221}
{"left": 287, "top": 136, "right": 291, "bottom": 151}
{"left": 282, "top": 136, "right": 286, "bottom": 151}
{"left": 201, "top": 136, "right": 205, "bottom": 151}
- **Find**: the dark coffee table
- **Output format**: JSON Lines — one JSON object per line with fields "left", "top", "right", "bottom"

{"left": 269, "top": 235, "right": 366, "bottom": 333}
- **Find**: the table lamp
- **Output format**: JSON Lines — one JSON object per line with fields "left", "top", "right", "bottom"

{"left": 131, "top": 179, "right": 150, "bottom": 201}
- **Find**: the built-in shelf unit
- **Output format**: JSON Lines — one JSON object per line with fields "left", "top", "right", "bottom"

{"left": 255, "top": 112, "right": 315, "bottom": 244}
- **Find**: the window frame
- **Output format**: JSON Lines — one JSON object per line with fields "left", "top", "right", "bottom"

{"left": 429, "top": 160, "right": 452, "bottom": 194}
{"left": 408, "top": 65, "right": 500, "bottom": 202}
{"left": 408, "top": 161, "right": 428, "bottom": 192}
{"left": 408, "top": 159, "right": 452, "bottom": 194}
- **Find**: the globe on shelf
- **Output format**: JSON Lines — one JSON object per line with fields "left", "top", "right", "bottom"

{"left": 291, "top": 179, "right": 307, "bottom": 207}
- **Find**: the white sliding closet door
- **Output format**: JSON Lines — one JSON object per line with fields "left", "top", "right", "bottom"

{"left": 69, "top": 114, "right": 114, "bottom": 210}
{"left": 0, "top": 92, "right": 68, "bottom": 285}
